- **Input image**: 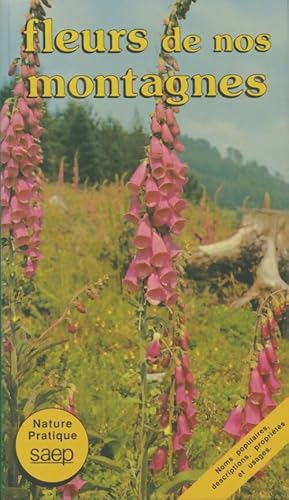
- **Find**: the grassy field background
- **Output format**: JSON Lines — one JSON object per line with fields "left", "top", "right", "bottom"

{"left": 21, "top": 182, "right": 289, "bottom": 499}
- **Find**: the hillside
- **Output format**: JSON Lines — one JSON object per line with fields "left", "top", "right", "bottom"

{"left": 181, "top": 135, "right": 289, "bottom": 210}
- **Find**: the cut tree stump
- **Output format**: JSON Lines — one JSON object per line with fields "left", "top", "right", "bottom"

{"left": 181, "top": 208, "right": 289, "bottom": 307}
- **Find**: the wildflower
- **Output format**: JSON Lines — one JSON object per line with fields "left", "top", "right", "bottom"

{"left": 58, "top": 475, "right": 86, "bottom": 500}
{"left": 150, "top": 447, "right": 167, "bottom": 472}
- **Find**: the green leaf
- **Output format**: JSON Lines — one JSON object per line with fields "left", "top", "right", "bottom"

{"left": 151, "top": 470, "right": 205, "bottom": 499}
{"left": 22, "top": 387, "right": 62, "bottom": 417}
{"left": 3, "top": 488, "right": 30, "bottom": 499}
{"left": 79, "top": 481, "right": 113, "bottom": 494}
{"left": 88, "top": 455, "right": 125, "bottom": 473}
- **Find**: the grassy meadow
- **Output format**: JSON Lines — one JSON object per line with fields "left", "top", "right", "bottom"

{"left": 19, "top": 181, "right": 289, "bottom": 499}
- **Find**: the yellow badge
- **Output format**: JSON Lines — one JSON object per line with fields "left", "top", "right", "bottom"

{"left": 15, "top": 408, "right": 89, "bottom": 484}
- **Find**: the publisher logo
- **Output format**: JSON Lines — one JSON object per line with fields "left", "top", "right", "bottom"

{"left": 15, "top": 408, "right": 89, "bottom": 484}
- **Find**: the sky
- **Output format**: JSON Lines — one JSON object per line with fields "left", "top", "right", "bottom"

{"left": 1, "top": 0, "right": 289, "bottom": 180}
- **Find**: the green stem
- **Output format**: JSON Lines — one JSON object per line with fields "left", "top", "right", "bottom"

{"left": 6, "top": 239, "right": 19, "bottom": 488}
{"left": 138, "top": 295, "right": 148, "bottom": 500}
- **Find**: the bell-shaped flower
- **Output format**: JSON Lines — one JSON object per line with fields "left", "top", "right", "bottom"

{"left": 1, "top": 185, "right": 10, "bottom": 207}
{"left": 151, "top": 116, "right": 161, "bottom": 134}
{"left": 158, "top": 175, "right": 178, "bottom": 197}
{"left": 175, "top": 365, "right": 186, "bottom": 385}
{"left": 151, "top": 231, "right": 169, "bottom": 268}
{"left": 152, "top": 200, "right": 173, "bottom": 227}
{"left": 173, "top": 432, "right": 184, "bottom": 454}
{"left": 13, "top": 79, "right": 26, "bottom": 97}
{"left": 185, "top": 371, "right": 194, "bottom": 387}
{"left": 176, "top": 384, "right": 187, "bottom": 408}
{"left": 174, "top": 138, "right": 184, "bottom": 152}
{"left": 150, "top": 159, "right": 165, "bottom": 180}
{"left": 134, "top": 215, "right": 152, "bottom": 249}
{"left": 1, "top": 208, "right": 12, "bottom": 234}
{"left": 170, "top": 214, "right": 186, "bottom": 235}
{"left": 144, "top": 176, "right": 161, "bottom": 207}
{"left": 177, "top": 450, "right": 190, "bottom": 472}
{"left": 23, "top": 257, "right": 37, "bottom": 278}
{"left": 161, "top": 123, "right": 174, "bottom": 144}
{"left": 18, "top": 97, "right": 30, "bottom": 118}
{"left": 258, "top": 349, "right": 271, "bottom": 375}
{"left": 146, "top": 334, "right": 161, "bottom": 364}
{"left": 159, "top": 411, "right": 169, "bottom": 427}
{"left": 266, "top": 369, "right": 281, "bottom": 394}
{"left": 150, "top": 447, "right": 167, "bottom": 472}
{"left": 58, "top": 475, "right": 86, "bottom": 500}
{"left": 223, "top": 406, "right": 244, "bottom": 438}
{"left": 159, "top": 266, "right": 177, "bottom": 288}
{"left": 123, "top": 259, "right": 139, "bottom": 293}
{"left": 265, "top": 342, "right": 278, "bottom": 364}
{"left": 243, "top": 399, "right": 262, "bottom": 432}
{"left": 0, "top": 140, "right": 11, "bottom": 164}
{"left": 145, "top": 273, "right": 166, "bottom": 305}
{"left": 134, "top": 248, "right": 152, "bottom": 279}
{"left": 248, "top": 368, "right": 265, "bottom": 405}
{"left": 11, "top": 111, "right": 24, "bottom": 131}
{"left": 163, "top": 234, "right": 180, "bottom": 258}
{"left": 168, "top": 195, "right": 187, "bottom": 213}
{"left": 177, "top": 414, "right": 192, "bottom": 444}
{"left": 261, "top": 383, "right": 276, "bottom": 417}
{"left": 155, "top": 102, "right": 166, "bottom": 122}
{"left": 0, "top": 114, "right": 10, "bottom": 139}
{"left": 127, "top": 161, "right": 147, "bottom": 194}
{"left": 15, "top": 178, "right": 31, "bottom": 203}
{"left": 10, "top": 196, "right": 27, "bottom": 224}
{"left": 124, "top": 196, "right": 141, "bottom": 225}
{"left": 149, "top": 136, "right": 163, "bottom": 161}
{"left": 185, "top": 399, "right": 197, "bottom": 426}
{"left": 164, "top": 287, "right": 177, "bottom": 305}
{"left": 162, "top": 144, "right": 174, "bottom": 169}
{"left": 13, "top": 224, "right": 29, "bottom": 246}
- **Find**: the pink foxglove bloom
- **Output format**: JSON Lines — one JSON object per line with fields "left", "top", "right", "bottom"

{"left": 134, "top": 216, "right": 152, "bottom": 249}
{"left": 261, "top": 384, "right": 276, "bottom": 417}
{"left": 145, "top": 273, "right": 166, "bottom": 305}
{"left": 146, "top": 334, "right": 161, "bottom": 363}
{"left": 173, "top": 432, "right": 184, "bottom": 454}
{"left": 265, "top": 342, "right": 278, "bottom": 364}
{"left": 258, "top": 349, "right": 271, "bottom": 375}
{"left": 152, "top": 200, "right": 173, "bottom": 226}
{"left": 177, "top": 450, "right": 190, "bottom": 472}
{"left": 151, "top": 116, "right": 162, "bottom": 134}
{"left": 223, "top": 407, "right": 244, "bottom": 439}
{"left": 158, "top": 175, "right": 178, "bottom": 197}
{"left": 127, "top": 161, "right": 147, "bottom": 194}
{"left": 124, "top": 196, "right": 141, "bottom": 225}
{"left": 123, "top": 260, "right": 139, "bottom": 293}
{"left": 266, "top": 369, "right": 281, "bottom": 393}
{"left": 176, "top": 384, "right": 187, "bottom": 408}
{"left": 149, "top": 136, "right": 163, "bottom": 160}
{"left": 177, "top": 414, "right": 192, "bottom": 444}
{"left": 134, "top": 248, "right": 152, "bottom": 279}
{"left": 163, "top": 234, "right": 180, "bottom": 258}
{"left": 58, "top": 475, "right": 86, "bottom": 500}
{"left": 159, "top": 266, "right": 177, "bottom": 288}
{"left": 248, "top": 368, "right": 265, "bottom": 405}
{"left": 144, "top": 176, "right": 161, "bottom": 207}
{"left": 151, "top": 231, "right": 169, "bottom": 268}
{"left": 175, "top": 365, "right": 186, "bottom": 386}
{"left": 150, "top": 447, "right": 167, "bottom": 472}
{"left": 243, "top": 400, "right": 262, "bottom": 432}
{"left": 150, "top": 159, "right": 165, "bottom": 180}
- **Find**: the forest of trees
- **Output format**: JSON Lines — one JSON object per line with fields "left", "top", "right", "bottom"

{"left": 1, "top": 80, "right": 288, "bottom": 210}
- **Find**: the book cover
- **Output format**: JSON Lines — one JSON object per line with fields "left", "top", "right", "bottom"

{"left": 1, "top": 1, "right": 289, "bottom": 499}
